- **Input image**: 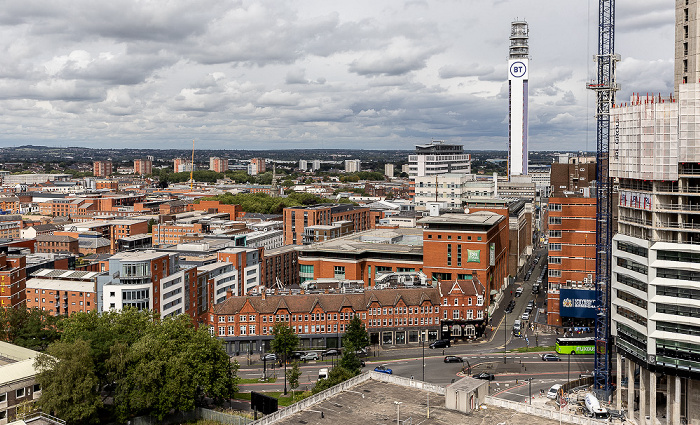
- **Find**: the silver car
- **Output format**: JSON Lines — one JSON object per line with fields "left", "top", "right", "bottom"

{"left": 300, "top": 352, "right": 319, "bottom": 361}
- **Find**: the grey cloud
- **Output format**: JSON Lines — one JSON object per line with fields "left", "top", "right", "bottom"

{"left": 438, "top": 64, "right": 495, "bottom": 79}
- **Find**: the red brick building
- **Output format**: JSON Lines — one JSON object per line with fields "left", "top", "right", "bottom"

{"left": 545, "top": 196, "right": 596, "bottom": 326}
{"left": 35, "top": 235, "right": 79, "bottom": 255}
{"left": 419, "top": 211, "right": 509, "bottom": 305}
{"left": 0, "top": 254, "right": 27, "bottom": 309}
{"left": 25, "top": 269, "right": 101, "bottom": 316}
{"left": 283, "top": 204, "right": 371, "bottom": 245}
{"left": 133, "top": 159, "right": 152, "bottom": 175}
{"left": 209, "top": 287, "right": 443, "bottom": 353}
{"left": 93, "top": 160, "right": 113, "bottom": 178}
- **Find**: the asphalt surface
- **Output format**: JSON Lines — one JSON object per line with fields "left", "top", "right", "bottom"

{"left": 231, "top": 247, "right": 599, "bottom": 411}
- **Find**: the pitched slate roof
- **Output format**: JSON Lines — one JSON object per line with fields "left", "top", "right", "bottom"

{"left": 212, "top": 287, "right": 441, "bottom": 316}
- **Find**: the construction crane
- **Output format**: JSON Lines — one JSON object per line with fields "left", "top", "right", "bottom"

{"left": 190, "top": 139, "right": 195, "bottom": 191}
{"left": 586, "top": 0, "right": 618, "bottom": 395}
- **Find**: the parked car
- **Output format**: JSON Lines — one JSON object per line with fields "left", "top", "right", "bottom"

{"left": 289, "top": 351, "right": 305, "bottom": 360}
{"left": 261, "top": 353, "right": 277, "bottom": 362}
{"left": 547, "top": 384, "right": 562, "bottom": 399}
{"left": 318, "top": 368, "right": 329, "bottom": 380}
{"left": 505, "top": 304, "right": 514, "bottom": 314}
{"left": 300, "top": 352, "right": 319, "bottom": 361}
{"left": 542, "top": 354, "right": 561, "bottom": 362}
{"left": 353, "top": 348, "right": 368, "bottom": 357}
{"left": 444, "top": 355, "right": 463, "bottom": 363}
{"left": 323, "top": 348, "right": 342, "bottom": 357}
{"left": 429, "top": 339, "right": 451, "bottom": 349}
{"left": 472, "top": 372, "right": 495, "bottom": 381}
{"left": 521, "top": 312, "right": 530, "bottom": 321}
{"left": 374, "top": 365, "right": 393, "bottom": 374}
{"left": 515, "top": 287, "right": 523, "bottom": 297}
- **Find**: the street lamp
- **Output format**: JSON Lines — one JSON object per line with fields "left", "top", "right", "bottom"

{"left": 422, "top": 332, "right": 425, "bottom": 381}
{"left": 528, "top": 378, "right": 532, "bottom": 404}
{"left": 283, "top": 352, "right": 288, "bottom": 395}
{"left": 567, "top": 352, "right": 571, "bottom": 384}
{"left": 394, "top": 401, "right": 402, "bottom": 425}
{"left": 503, "top": 310, "right": 508, "bottom": 364}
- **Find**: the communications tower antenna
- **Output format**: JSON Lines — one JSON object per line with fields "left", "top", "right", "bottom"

{"left": 586, "top": 0, "right": 619, "bottom": 396}
{"left": 190, "top": 139, "right": 195, "bottom": 191}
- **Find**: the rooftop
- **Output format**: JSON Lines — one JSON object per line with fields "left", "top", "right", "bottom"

{"left": 299, "top": 228, "right": 423, "bottom": 256}
{"left": 271, "top": 377, "right": 563, "bottom": 425}
{"left": 418, "top": 211, "right": 503, "bottom": 227}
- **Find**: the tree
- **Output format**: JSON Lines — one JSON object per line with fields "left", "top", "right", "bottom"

{"left": 35, "top": 339, "right": 102, "bottom": 424}
{"left": 0, "top": 307, "right": 62, "bottom": 351}
{"left": 338, "top": 350, "right": 362, "bottom": 376}
{"left": 311, "top": 366, "right": 355, "bottom": 394}
{"left": 286, "top": 361, "right": 302, "bottom": 398}
{"left": 270, "top": 323, "right": 299, "bottom": 395}
{"left": 343, "top": 316, "right": 370, "bottom": 352}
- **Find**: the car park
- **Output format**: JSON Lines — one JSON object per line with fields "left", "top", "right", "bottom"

{"left": 521, "top": 312, "right": 530, "bottom": 321}
{"left": 472, "top": 372, "right": 495, "bottom": 381}
{"left": 300, "top": 352, "right": 319, "bottom": 361}
{"left": 444, "top": 355, "right": 463, "bottom": 363}
{"left": 374, "top": 365, "right": 392, "bottom": 374}
{"left": 542, "top": 354, "right": 561, "bottom": 361}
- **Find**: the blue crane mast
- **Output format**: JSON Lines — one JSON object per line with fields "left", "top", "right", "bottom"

{"left": 586, "top": 0, "right": 618, "bottom": 395}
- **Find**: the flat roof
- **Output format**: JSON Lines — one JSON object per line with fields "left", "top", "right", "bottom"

{"left": 26, "top": 278, "right": 95, "bottom": 292}
{"left": 272, "top": 378, "right": 562, "bottom": 425}
{"left": 31, "top": 269, "right": 102, "bottom": 280}
{"left": 299, "top": 228, "right": 424, "bottom": 255}
{"left": 418, "top": 211, "right": 503, "bottom": 226}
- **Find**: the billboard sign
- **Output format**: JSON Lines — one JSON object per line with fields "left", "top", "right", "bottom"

{"left": 467, "top": 249, "right": 481, "bottom": 263}
{"left": 559, "top": 289, "right": 596, "bottom": 319}
{"left": 489, "top": 243, "right": 495, "bottom": 266}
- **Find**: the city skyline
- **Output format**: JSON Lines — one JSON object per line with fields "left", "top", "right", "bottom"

{"left": 0, "top": 1, "right": 674, "bottom": 151}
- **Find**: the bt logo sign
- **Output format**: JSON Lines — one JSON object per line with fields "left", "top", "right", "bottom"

{"left": 510, "top": 61, "right": 527, "bottom": 78}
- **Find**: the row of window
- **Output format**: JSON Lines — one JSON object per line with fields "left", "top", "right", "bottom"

{"left": 617, "top": 241, "right": 648, "bottom": 258}
{"left": 426, "top": 234, "right": 482, "bottom": 241}
{"left": 657, "top": 267, "right": 700, "bottom": 281}
{"left": 616, "top": 257, "right": 648, "bottom": 275}
{"left": 616, "top": 289, "right": 647, "bottom": 310}
{"left": 616, "top": 273, "right": 647, "bottom": 293}
{"left": 656, "top": 303, "right": 700, "bottom": 318}
{"left": 26, "top": 289, "right": 91, "bottom": 297}
{"left": 31, "top": 298, "right": 90, "bottom": 306}
{"left": 656, "top": 249, "right": 700, "bottom": 263}
{"left": 656, "top": 285, "right": 700, "bottom": 300}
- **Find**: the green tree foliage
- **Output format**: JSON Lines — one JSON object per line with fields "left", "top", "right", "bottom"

{"left": 34, "top": 309, "right": 237, "bottom": 424}
{"left": 35, "top": 339, "right": 102, "bottom": 424}
{"left": 338, "top": 350, "right": 362, "bottom": 376}
{"left": 0, "top": 307, "right": 62, "bottom": 351}
{"left": 311, "top": 366, "right": 356, "bottom": 394}
{"left": 338, "top": 171, "right": 385, "bottom": 183}
{"left": 342, "top": 316, "right": 370, "bottom": 352}
{"left": 197, "top": 191, "right": 353, "bottom": 214}
{"left": 270, "top": 323, "right": 299, "bottom": 360}
{"left": 286, "top": 361, "right": 302, "bottom": 396}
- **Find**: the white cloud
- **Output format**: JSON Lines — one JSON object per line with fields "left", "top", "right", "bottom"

{"left": 0, "top": 0, "right": 677, "bottom": 150}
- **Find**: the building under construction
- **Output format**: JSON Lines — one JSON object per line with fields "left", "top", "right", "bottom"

{"left": 609, "top": 2, "right": 700, "bottom": 423}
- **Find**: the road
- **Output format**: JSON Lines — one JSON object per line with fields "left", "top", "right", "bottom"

{"left": 235, "top": 247, "right": 598, "bottom": 404}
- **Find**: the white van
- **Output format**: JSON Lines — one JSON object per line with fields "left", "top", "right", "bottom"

{"left": 547, "top": 384, "right": 562, "bottom": 400}
{"left": 318, "top": 368, "right": 329, "bottom": 380}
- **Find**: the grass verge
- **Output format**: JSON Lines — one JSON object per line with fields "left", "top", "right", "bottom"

{"left": 238, "top": 377, "right": 277, "bottom": 384}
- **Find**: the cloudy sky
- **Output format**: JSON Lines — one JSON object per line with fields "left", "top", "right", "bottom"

{"left": 0, "top": 0, "right": 674, "bottom": 151}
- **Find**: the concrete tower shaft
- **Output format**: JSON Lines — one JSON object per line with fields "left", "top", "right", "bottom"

{"left": 508, "top": 20, "right": 529, "bottom": 177}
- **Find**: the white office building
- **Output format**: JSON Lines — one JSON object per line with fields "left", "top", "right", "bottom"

{"left": 408, "top": 141, "right": 471, "bottom": 178}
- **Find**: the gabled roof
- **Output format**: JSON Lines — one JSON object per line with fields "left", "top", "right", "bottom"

{"left": 213, "top": 288, "right": 441, "bottom": 316}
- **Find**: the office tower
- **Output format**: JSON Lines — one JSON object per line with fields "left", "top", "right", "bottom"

{"left": 408, "top": 141, "right": 471, "bottom": 178}
{"left": 299, "top": 159, "right": 308, "bottom": 171}
{"left": 385, "top": 163, "right": 394, "bottom": 178}
{"left": 508, "top": 20, "right": 529, "bottom": 177}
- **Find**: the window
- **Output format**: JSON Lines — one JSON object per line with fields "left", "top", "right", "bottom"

{"left": 468, "top": 298, "right": 472, "bottom": 306}
{"left": 443, "top": 298, "right": 447, "bottom": 306}
{"left": 453, "top": 310, "right": 459, "bottom": 319}
{"left": 16, "top": 388, "right": 25, "bottom": 398}
{"left": 334, "top": 266, "right": 345, "bottom": 279}
{"left": 0, "top": 392, "right": 6, "bottom": 403}
{"left": 218, "top": 316, "right": 226, "bottom": 323}
{"left": 549, "top": 257, "right": 562, "bottom": 264}
{"left": 617, "top": 241, "right": 648, "bottom": 257}
{"left": 228, "top": 326, "right": 234, "bottom": 335}
{"left": 444, "top": 310, "right": 448, "bottom": 319}
{"left": 548, "top": 269, "right": 562, "bottom": 278}
{"left": 549, "top": 230, "right": 562, "bottom": 238}
{"left": 550, "top": 203, "right": 562, "bottom": 211}
{"left": 249, "top": 325, "right": 256, "bottom": 335}
{"left": 228, "top": 315, "right": 235, "bottom": 322}
{"left": 549, "top": 216, "right": 562, "bottom": 225}
{"left": 219, "top": 327, "right": 225, "bottom": 336}
{"left": 240, "top": 315, "right": 246, "bottom": 322}
{"left": 240, "top": 326, "right": 246, "bottom": 335}
{"left": 477, "top": 296, "right": 483, "bottom": 306}
{"left": 617, "top": 258, "right": 648, "bottom": 275}
{"left": 454, "top": 299, "right": 459, "bottom": 306}
{"left": 249, "top": 315, "right": 255, "bottom": 321}
{"left": 549, "top": 243, "right": 562, "bottom": 251}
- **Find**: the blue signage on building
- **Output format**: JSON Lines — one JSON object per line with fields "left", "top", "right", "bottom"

{"left": 559, "top": 289, "right": 596, "bottom": 319}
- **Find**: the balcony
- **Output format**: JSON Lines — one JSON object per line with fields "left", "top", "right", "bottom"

{"left": 656, "top": 221, "right": 700, "bottom": 231}
{"left": 656, "top": 203, "right": 700, "bottom": 212}
{"left": 619, "top": 216, "right": 652, "bottom": 227}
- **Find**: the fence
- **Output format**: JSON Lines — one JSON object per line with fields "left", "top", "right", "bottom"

{"left": 484, "top": 396, "right": 609, "bottom": 425}
{"left": 131, "top": 408, "right": 253, "bottom": 425}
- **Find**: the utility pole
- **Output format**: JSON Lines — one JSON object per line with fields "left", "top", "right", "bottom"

{"left": 422, "top": 333, "right": 426, "bottom": 381}
{"left": 503, "top": 310, "right": 508, "bottom": 363}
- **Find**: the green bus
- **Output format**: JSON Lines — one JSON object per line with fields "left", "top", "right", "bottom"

{"left": 555, "top": 337, "right": 595, "bottom": 354}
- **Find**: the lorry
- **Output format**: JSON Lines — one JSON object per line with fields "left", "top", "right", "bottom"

{"left": 584, "top": 392, "right": 608, "bottom": 418}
